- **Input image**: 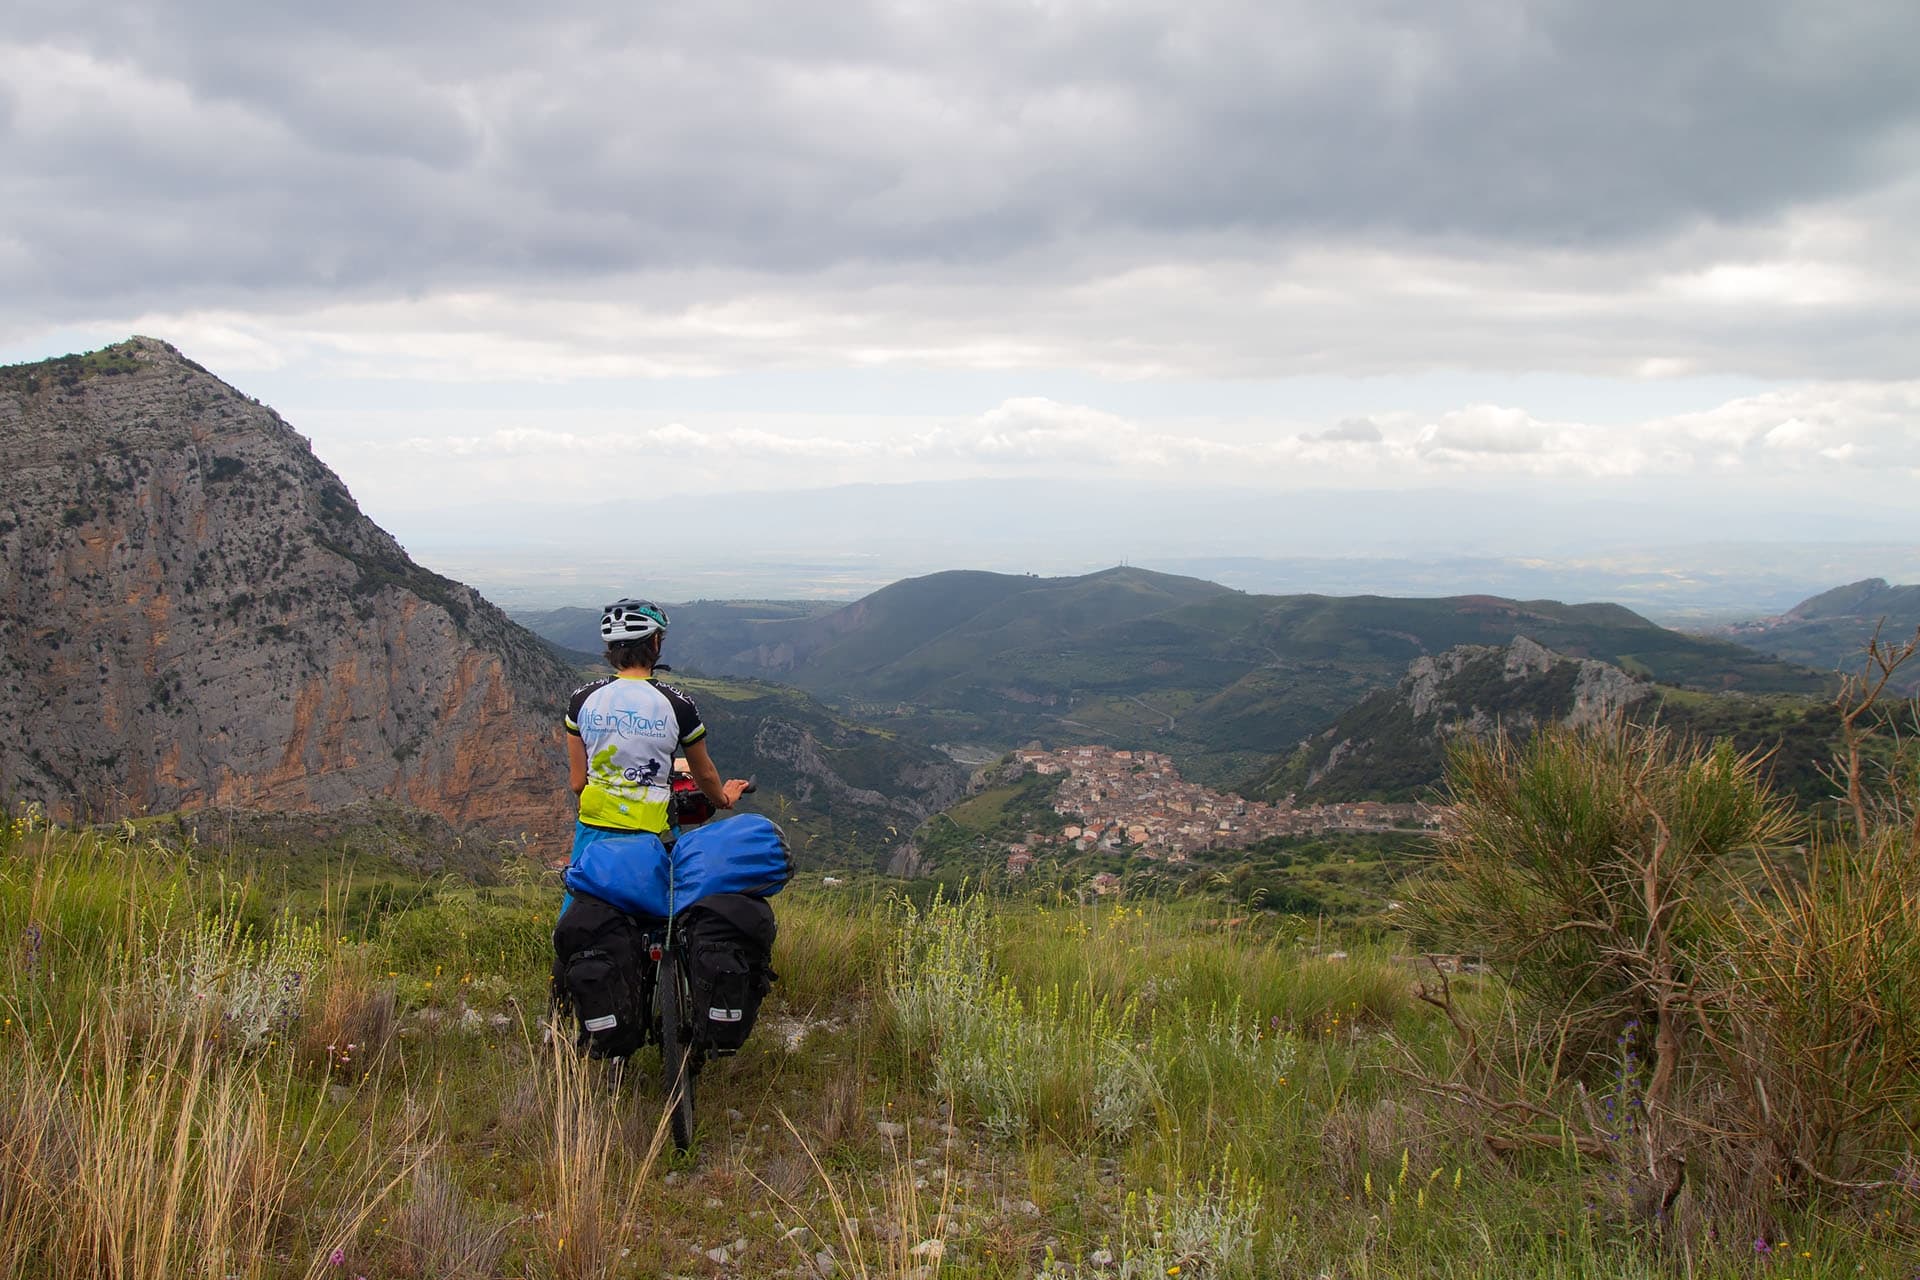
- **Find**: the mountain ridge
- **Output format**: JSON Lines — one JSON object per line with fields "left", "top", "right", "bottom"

{"left": 1716, "top": 577, "right": 1920, "bottom": 691}
{"left": 0, "top": 337, "right": 574, "bottom": 841}
{"left": 521, "top": 568, "right": 1829, "bottom": 787}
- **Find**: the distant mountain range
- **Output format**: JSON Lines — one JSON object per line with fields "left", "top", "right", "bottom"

{"left": 1716, "top": 578, "right": 1920, "bottom": 692}
{"left": 394, "top": 476, "right": 1920, "bottom": 621}
{"left": 1247, "top": 637, "right": 1651, "bottom": 802}
{"left": 519, "top": 566, "right": 1828, "bottom": 788}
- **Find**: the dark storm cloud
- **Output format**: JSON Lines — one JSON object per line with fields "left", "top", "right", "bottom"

{"left": 2, "top": 0, "right": 1916, "bottom": 323}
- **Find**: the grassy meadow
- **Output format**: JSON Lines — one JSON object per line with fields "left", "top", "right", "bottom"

{"left": 1, "top": 792, "right": 1915, "bottom": 1280}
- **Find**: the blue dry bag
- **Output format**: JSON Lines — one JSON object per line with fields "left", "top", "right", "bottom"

{"left": 563, "top": 824, "right": 673, "bottom": 918}
{"left": 671, "top": 814, "right": 793, "bottom": 905}
{"left": 562, "top": 814, "right": 791, "bottom": 918}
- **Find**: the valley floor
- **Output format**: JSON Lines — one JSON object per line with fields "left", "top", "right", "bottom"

{"left": 0, "top": 814, "right": 1912, "bottom": 1278}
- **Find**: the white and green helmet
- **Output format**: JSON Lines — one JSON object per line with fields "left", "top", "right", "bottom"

{"left": 600, "top": 598, "right": 669, "bottom": 643}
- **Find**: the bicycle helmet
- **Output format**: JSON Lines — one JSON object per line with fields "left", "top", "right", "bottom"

{"left": 600, "top": 598, "right": 669, "bottom": 643}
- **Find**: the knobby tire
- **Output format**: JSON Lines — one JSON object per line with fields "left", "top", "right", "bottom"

{"left": 659, "top": 950, "right": 698, "bottom": 1151}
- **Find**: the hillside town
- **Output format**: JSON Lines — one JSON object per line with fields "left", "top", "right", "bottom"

{"left": 1001, "top": 745, "right": 1437, "bottom": 875}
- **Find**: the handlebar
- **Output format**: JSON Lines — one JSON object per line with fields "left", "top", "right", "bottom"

{"left": 667, "top": 774, "right": 755, "bottom": 829}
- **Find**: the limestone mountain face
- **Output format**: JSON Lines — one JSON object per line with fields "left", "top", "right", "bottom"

{"left": 1245, "top": 636, "right": 1653, "bottom": 803}
{"left": 0, "top": 339, "right": 575, "bottom": 841}
{"left": 1401, "top": 636, "right": 1648, "bottom": 732}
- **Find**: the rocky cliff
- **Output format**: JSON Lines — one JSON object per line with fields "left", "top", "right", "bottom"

{"left": 1244, "top": 636, "right": 1653, "bottom": 803}
{"left": 0, "top": 339, "right": 575, "bottom": 841}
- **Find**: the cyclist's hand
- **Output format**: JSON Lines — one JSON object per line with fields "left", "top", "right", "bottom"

{"left": 720, "top": 778, "right": 752, "bottom": 808}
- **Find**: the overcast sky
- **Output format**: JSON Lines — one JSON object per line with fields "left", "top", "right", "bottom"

{"left": 4, "top": 0, "right": 1918, "bottom": 555}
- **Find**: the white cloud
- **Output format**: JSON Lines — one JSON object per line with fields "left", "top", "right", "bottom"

{"left": 968, "top": 398, "right": 1160, "bottom": 463}
{"left": 320, "top": 381, "right": 1920, "bottom": 520}
{"left": 1418, "top": 406, "right": 1552, "bottom": 456}
{"left": 382, "top": 420, "right": 900, "bottom": 461}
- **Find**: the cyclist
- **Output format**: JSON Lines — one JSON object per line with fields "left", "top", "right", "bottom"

{"left": 566, "top": 599, "right": 750, "bottom": 853}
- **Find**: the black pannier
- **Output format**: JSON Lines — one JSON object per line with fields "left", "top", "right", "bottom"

{"left": 678, "top": 893, "right": 777, "bottom": 1056}
{"left": 553, "top": 891, "right": 656, "bottom": 1060}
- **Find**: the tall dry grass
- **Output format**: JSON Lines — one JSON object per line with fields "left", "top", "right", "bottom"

{"left": 772, "top": 887, "right": 894, "bottom": 1007}
{"left": 773, "top": 1109, "right": 959, "bottom": 1280}
{"left": 0, "top": 994, "right": 423, "bottom": 1280}
{"left": 295, "top": 945, "right": 400, "bottom": 1079}
{"left": 0, "top": 822, "right": 426, "bottom": 1280}
{"left": 536, "top": 1029, "right": 670, "bottom": 1280}
{"left": 387, "top": 1158, "right": 510, "bottom": 1279}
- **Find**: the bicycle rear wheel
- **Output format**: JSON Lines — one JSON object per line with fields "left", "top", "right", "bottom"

{"left": 658, "top": 952, "right": 698, "bottom": 1151}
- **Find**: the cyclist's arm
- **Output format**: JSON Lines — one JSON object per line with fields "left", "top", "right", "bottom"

{"left": 564, "top": 679, "right": 606, "bottom": 797}
{"left": 567, "top": 734, "right": 588, "bottom": 796}
{"left": 684, "top": 739, "right": 749, "bottom": 809}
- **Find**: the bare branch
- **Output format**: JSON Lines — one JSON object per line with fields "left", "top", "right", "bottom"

{"left": 1789, "top": 1156, "right": 1914, "bottom": 1195}
{"left": 1390, "top": 1066, "right": 1615, "bottom": 1161}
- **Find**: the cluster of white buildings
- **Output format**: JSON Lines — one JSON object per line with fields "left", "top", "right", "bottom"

{"left": 1001, "top": 745, "right": 1435, "bottom": 875}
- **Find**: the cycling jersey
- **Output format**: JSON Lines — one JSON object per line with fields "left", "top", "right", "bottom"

{"left": 565, "top": 676, "right": 706, "bottom": 832}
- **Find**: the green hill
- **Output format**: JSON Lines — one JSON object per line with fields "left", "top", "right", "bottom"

{"left": 1718, "top": 578, "right": 1920, "bottom": 691}
{"left": 522, "top": 568, "right": 1830, "bottom": 791}
{"left": 727, "top": 566, "right": 1233, "bottom": 691}
{"left": 650, "top": 570, "right": 1824, "bottom": 785}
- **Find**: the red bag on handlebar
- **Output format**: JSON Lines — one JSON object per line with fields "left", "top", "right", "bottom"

{"left": 669, "top": 772, "right": 715, "bottom": 828}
